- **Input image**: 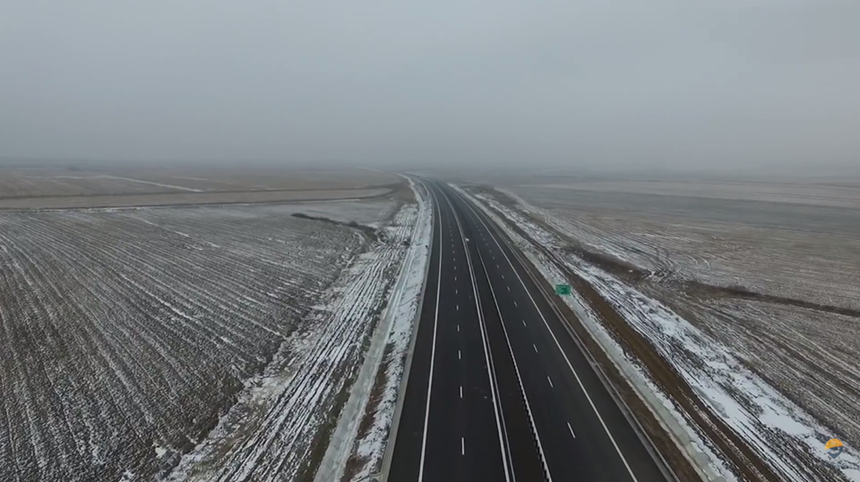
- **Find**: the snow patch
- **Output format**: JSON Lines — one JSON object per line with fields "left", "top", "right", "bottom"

{"left": 346, "top": 177, "right": 433, "bottom": 481}
{"left": 313, "top": 176, "right": 433, "bottom": 482}
{"left": 97, "top": 175, "right": 203, "bottom": 192}
{"left": 154, "top": 444, "right": 167, "bottom": 458}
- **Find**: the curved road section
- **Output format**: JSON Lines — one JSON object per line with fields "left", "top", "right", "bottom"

{"left": 388, "top": 180, "right": 671, "bottom": 482}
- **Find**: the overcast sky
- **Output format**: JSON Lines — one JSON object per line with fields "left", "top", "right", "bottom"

{"left": 1, "top": 1, "right": 858, "bottom": 169}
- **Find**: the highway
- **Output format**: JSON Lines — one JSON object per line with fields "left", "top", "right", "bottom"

{"left": 388, "top": 180, "right": 671, "bottom": 481}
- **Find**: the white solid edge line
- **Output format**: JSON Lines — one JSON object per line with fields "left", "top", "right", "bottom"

{"left": 440, "top": 186, "right": 514, "bottom": 482}
{"left": 417, "top": 187, "right": 446, "bottom": 482}
{"left": 467, "top": 209, "right": 554, "bottom": 482}
{"left": 458, "top": 187, "right": 641, "bottom": 482}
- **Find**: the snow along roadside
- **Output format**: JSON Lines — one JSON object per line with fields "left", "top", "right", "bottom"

{"left": 315, "top": 176, "right": 433, "bottom": 482}
{"left": 457, "top": 184, "right": 860, "bottom": 482}
{"left": 164, "top": 201, "right": 406, "bottom": 482}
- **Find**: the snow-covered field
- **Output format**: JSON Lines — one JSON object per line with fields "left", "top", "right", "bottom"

{"left": 0, "top": 167, "right": 400, "bottom": 197}
{"left": 0, "top": 167, "right": 401, "bottom": 210}
{"left": 501, "top": 184, "right": 860, "bottom": 471}
{"left": 504, "top": 185, "right": 860, "bottom": 311}
{"left": 258, "top": 199, "right": 400, "bottom": 228}
{"left": 0, "top": 196, "right": 408, "bottom": 481}
{"left": 0, "top": 170, "right": 177, "bottom": 196}
{"left": 526, "top": 179, "right": 860, "bottom": 209}
{"left": 165, "top": 196, "right": 420, "bottom": 482}
{"left": 462, "top": 185, "right": 860, "bottom": 482}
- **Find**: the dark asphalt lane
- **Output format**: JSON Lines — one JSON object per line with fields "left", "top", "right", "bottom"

{"left": 390, "top": 181, "right": 540, "bottom": 482}
{"left": 421, "top": 186, "right": 509, "bottom": 481}
{"left": 387, "top": 182, "right": 442, "bottom": 481}
{"left": 388, "top": 179, "right": 671, "bottom": 482}
{"left": 448, "top": 183, "right": 671, "bottom": 482}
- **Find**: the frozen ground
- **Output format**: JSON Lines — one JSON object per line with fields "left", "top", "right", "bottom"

{"left": 525, "top": 179, "right": 860, "bottom": 209}
{"left": 0, "top": 167, "right": 402, "bottom": 209}
{"left": 0, "top": 203, "right": 369, "bottom": 481}
{"left": 0, "top": 166, "right": 400, "bottom": 197}
{"left": 501, "top": 183, "right": 860, "bottom": 463}
{"left": 0, "top": 187, "right": 392, "bottom": 210}
{"left": 261, "top": 199, "right": 401, "bottom": 228}
{"left": 462, "top": 185, "right": 860, "bottom": 482}
{"left": 504, "top": 185, "right": 860, "bottom": 311}
{"left": 165, "top": 196, "right": 419, "bottom": 482}
{"left": 0, "top": 194, "right": 409, "bottom": 482}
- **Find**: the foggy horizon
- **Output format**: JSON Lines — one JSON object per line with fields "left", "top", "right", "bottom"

{"left": 2, "top": 1, "right": 859, "bottom": 170}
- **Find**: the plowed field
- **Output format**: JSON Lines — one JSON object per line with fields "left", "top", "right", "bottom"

{"left": 0, "top": 205, "right": 363, "bottom": 481}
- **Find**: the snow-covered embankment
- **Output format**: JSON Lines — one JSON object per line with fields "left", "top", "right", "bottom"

{"left": 315, "top": 177, "right": 433, "bottom": 482}
{"left": 165, "top": 191, "right": 425, "bottom": 482}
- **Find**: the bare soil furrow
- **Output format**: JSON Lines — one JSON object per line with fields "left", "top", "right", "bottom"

{"left": 0, "top": 201, "right": 373, "bottom": 481}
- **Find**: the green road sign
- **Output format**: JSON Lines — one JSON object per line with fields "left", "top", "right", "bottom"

{"left": 555, "top": 284, "right": 571, "bottom": 295}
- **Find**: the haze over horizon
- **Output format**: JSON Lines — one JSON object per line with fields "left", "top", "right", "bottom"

{"left": 2, "top": 1, "right": 858, "bottom": 170}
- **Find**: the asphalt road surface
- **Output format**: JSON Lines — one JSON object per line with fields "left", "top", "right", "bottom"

{"left": 388, "top": 180, "right": 672, "bottom": 482}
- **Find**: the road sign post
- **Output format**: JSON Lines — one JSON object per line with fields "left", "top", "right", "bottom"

{"left": 555, "top": 283, "right": 571, "bottom": 295}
